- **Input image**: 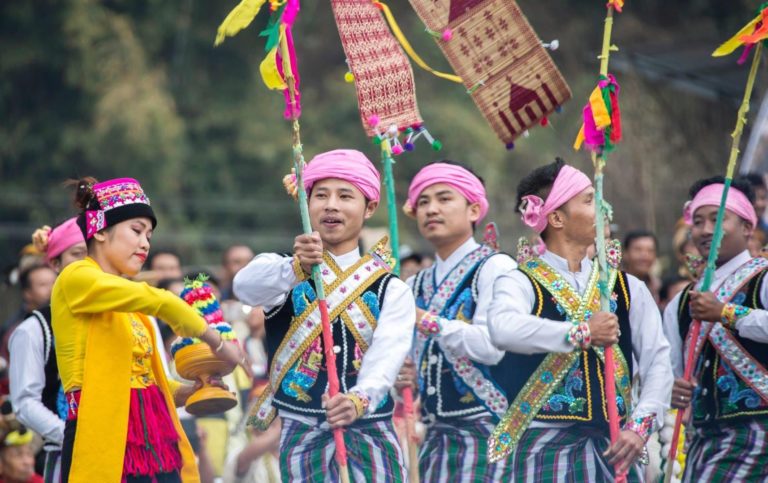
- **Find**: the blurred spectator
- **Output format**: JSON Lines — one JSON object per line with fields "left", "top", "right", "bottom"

{"left": 157, "top": 277, "right": 185, "bottom": 297}
{"left": 671, "top": 218, "right": 701, "bottom": 280}
{"left": 400, "top": 253, "right": 423, "bottom": 281}
{"left": 749, "top": 227, "right": 767, "bottom": 258}
{"left": 0, "top": 427, "right": 43, "bottom": 483}
{"left": 146, "top": 249, "right": 184, "bottom": 280}
{"left": 421, "top": 254, "right": 434, "bottom": 269}
{"left": 622, "top": 230, "right": 661, "bottom": 302}
{"left": 658, "top": 275, "right": 690, "bottom": 311}
{"left": 744, "top": 173, "right": 768, "bottom": 232}
{"left": 3, "top": 265, "right": 56, "bottom": 332}
{"left": 220, "top": 245, "right": 254, "bottom": 301}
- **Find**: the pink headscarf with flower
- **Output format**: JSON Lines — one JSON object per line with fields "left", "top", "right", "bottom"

{"left": 519, "top": 165, "right": 592, "bottom": 234}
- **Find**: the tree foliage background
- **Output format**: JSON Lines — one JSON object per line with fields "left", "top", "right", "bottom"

{"left": 0, "top": 0, "right": 763, "bottom": 279}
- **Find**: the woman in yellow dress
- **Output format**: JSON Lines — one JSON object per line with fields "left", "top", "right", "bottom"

{"left": 52, "top": 177, "right": 247, "bottom": 483}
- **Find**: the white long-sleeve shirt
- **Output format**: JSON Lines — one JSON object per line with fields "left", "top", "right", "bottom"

{"left": 663, "top": 250, "right": 768, "bottom": 378}
{"left": 234, "top": 248, "right": 415, "bottom": 423}
{"left": 488, "top": 250, "right": 672, "bottom": 429}
{"left": 406, "top": 237, "right": 516, "bottom": 366}
{"left": 9, "top": 314, "right": 65, "bottom": 448}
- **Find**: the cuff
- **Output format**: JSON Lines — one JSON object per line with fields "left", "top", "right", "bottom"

{"left": 416, "top": 312, "right": 443, "bottom": 337}
{"left": 292, "top": 255, "right": 310, "bottom": 282}
{"left": 623, "top": 413, "right": 656, "bottom": 443}
{"left": 566, "top": 322, "right": 591, "bottom": 350}
{"left": 721, "top": 303, "right": 752, "bottom": 330}
{"left": 345, "top": 389, "right": 371, "bottom": 418}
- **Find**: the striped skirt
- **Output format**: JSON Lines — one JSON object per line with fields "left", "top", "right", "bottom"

{"left": 279, "top": 417, "right": 406, "bottom": 482}
{"left": 683, "top": 419, "right": 768, "bottom": 482}
{"left": 510, "top": 427, "right": 643, "bottom": 482}
{"left": 419, "top": 417, "right": 514, "bottom": 482}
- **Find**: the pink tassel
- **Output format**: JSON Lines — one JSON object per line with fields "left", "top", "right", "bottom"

{"left": 123, "top": 386, "right": 182, "bottom": 478}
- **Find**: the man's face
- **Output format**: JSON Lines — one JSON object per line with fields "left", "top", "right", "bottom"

{"left": 150, "top": 253, "right": 182, "bottom": 279}
{"left": 308, "top": 178, "right": 376, "bottom": 250}
{"left": 624, "top": 236, "right": 657, "bottom": 278}
{"left": 754, "top": 186, "right": 768, "bottom": 220}
{"left": 22, "top": 266, "right": 56, "bottom": 310}
{"left": 223, "top": 246, "right": 255, "bottom": 280}
{"left": 415, "top": 183, "right": 479, "bottom": 249}
{"left": 557, "top": 186, "right": 597, "bottom": 247}
{"left": 691, "top": 205, "right": 751, "bottom": 265}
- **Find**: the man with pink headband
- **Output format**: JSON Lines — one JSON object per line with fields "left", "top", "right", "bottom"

{"left": 234, "top": 149, "right": 414, "bottom": 481}
{"left": 662, "top": 176, "right": 768, "bottom": 481}
{"left": 487, "top": 158, "right": 672, "bottom": 481}
{"left": 9, "top": 217, "right": 87, "bottom": 483}
{"left": 398, "top": 160, "right": 518, "bottom": 481}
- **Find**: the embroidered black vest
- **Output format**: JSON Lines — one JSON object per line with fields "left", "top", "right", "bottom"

{"left": 677, "top": 269, "right": 768, "bottom": 425}
{"left": 414, "top": 252, "right": 513, "bottom": 421}
{"left": 503, "top": 270, "right": 633, "bottom": 429}
{"left": 264, "top": 271, "right": 395, "bottom": 421}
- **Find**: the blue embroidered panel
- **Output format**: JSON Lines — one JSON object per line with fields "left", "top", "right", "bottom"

{"left": 716, "top": 359, "right": 766, "bottom": 415}
{"left": 361, "top": 291, "right": 380, "bottom": 319}
{"left": 292, "top": 281, "right": 316, "bottom": 315}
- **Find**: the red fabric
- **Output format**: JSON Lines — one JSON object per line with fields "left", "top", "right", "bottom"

{"left": 123, "top": 385, "right": 182, "bottom": 479}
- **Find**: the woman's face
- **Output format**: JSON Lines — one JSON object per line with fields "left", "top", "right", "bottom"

{"left": 94, "top": 218, "right": 153, "bottom": 277}
{"left": 51, "top": 242, "right": 87, "bottom": 272}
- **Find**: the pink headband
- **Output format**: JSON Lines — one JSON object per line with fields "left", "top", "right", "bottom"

{"left": 77, "top": 178, "right": 156, "bottom": 240}
{"left": 405, "top": 163, "right": 489, "bottom": 222}
{"left": 519, "top": 165, "right": 593, "bottom": 234}
{"left": 303, "top": 149, "right": 381, "bottom": 202}
{"left": 683, "top": 183, "right": 758, "bottom": 228}
{"left": 46, "top": 218, "right": 85, "bottom": 263}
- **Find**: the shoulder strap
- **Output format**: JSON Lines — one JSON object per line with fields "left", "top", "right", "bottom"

{"left": 31, "top": 310, "right": 52, "bottom": 364}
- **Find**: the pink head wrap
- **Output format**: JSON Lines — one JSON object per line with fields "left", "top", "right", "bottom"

{"left": 46, "top": 218, "right": 85, "bottom": 263}
{"left": 405, "top": 163, "right": 489, "bottom": 222}
{"left": 683, "top": 183, "right": 758, "bottom": 228}
{"left": 303, "top": 149, "right": 381, "bottom": 202}
{"left": 77, "top": 178, "right": 156, "bottom": 240}
{"left": 519, "top": 165, "right": 593, "bottom": 234}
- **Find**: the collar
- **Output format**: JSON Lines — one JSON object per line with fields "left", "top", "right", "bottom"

{"left": 435, "top": 237, "right": 480, "bottom": 272}
{"left": 540, "top": 250, "right": 591, "bottom": 276}
{"left": 712, "top": 250, "right": 752, "bottom": 283}
{"left": 326, "top": 247, "right": 361, "bottom": 270}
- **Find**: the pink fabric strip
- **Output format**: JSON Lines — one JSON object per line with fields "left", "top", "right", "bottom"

{"left": 46, "top": 217, "right": 84, "bottom": 263}
{"left": 301, "top": 149, "right": 381, "bottom": 202}
{"left": 406, "top": 163, "right": 489, "bottom": 222}
{"left": 683, "top": 183, "right": 757, "bottom": 228}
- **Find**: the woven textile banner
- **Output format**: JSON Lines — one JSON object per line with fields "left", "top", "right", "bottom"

{"left": 408, "top": 0, "right": 571, "bottom": 144}
{"left": 331, "top": 0, "right": 424, "bottom": 136}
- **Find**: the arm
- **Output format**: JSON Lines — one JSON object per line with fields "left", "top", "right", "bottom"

{"left": 662, "top": 292, "right": 685, "bottom": 378}
{"left": 425, "top": 255, "right": 514, "bottom": 366}
{"left": 625, "top": 275, "right": 673, "bottom": 437}
{"left": 233, "top": 254, "right": 300, "bottom": 311}
{"left": 350, "top": 278, "right": 415, "bottom": 411}
{"left": 8, "top": 318, "right": 65, "bottom": 445}
{"left": 487, "top": 271, "right": 574, "bottom": 354}
{"left": 60, "top": 263, "right": 206, "bottom": 338}
{"left": 728, "top": 274, "right": 768, "bottom": 343}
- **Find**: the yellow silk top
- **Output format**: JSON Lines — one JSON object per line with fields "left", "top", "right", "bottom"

{"left": 51, "top": 257, "right": 208, "bottom": 483}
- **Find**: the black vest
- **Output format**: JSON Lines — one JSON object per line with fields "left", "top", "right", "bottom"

{"left": 503, "top": 269, "right": 633, "bottom": 429}
{"left": 264, "top": 271, "right": 395, "bottom": 421}
{"left": 677, "top": 269, "right": 768, "bottom": 425}
{"left": 414, "top": 252, "right": 515, "bottom": 421}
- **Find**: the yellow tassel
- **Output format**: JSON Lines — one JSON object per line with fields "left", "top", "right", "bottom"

{"left": 373, "top": 1, "right": 463, "bottom": 84}
{"left": 260, "top": 47, "right": 287, "bottom": 90}
{"left": 573, "top": 125, "right": 585, "bottom": 151}
{"left": 589, "top": 86, "right": 611, "bottom": 129}
{"left": 214, "top": 0, "right": 268, "bottom": 46}
{"left": 712, "top": 10, "right": 766, "bottom": 57}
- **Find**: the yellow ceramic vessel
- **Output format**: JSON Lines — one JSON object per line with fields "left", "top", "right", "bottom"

{"left": 174, "top": 342, "right": 237, "bottom": 416}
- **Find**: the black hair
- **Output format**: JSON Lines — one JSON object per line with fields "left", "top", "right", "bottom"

{"left": 659, "top": 274, "right": 689, "bottom": 303}
{"left": 147, "top": 248, "right": 182, "bottom": 270}
{"left": 401, "top": 253, "right": 423, "bottom": 265}
{"left": 689, "top": 176, "right": 755, "bottom": 204}
{"left": 19, "top": 264, "right": 53, "bottom": 291}
{"left": 515, "top": 158, "right": 566, "bottom": 212}
{"left": 743, "top": 172, "right": 766, "bottom": 190}
{"left": 623, "top": 230, "right": 658, "bottom": 251}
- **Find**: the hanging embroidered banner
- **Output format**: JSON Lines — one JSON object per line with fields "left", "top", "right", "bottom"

{"left": 407, "top": 0, "right": 571, "bottom": 145}
{"left": 330, "top": 0, "right": 424, "bottom": 136}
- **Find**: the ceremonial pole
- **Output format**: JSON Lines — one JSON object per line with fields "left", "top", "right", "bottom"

{"left": 574, "top": 1, "right": 624, "bottom": 480}
{"left": 664, "top": 36, "right": 764, "bottom": 483}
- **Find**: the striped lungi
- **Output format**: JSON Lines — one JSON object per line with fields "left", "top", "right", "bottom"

{"left": 279, "top": 416, "right": 406, "bottom": 482}
{"left": 419, "top": 417, "right": 514, "bottom": 482}
{"left": 510, "top": 427, "right": 643, "bottom": 482}
{"left": 683, "top": 419, "right": 768, "bottom": 482}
